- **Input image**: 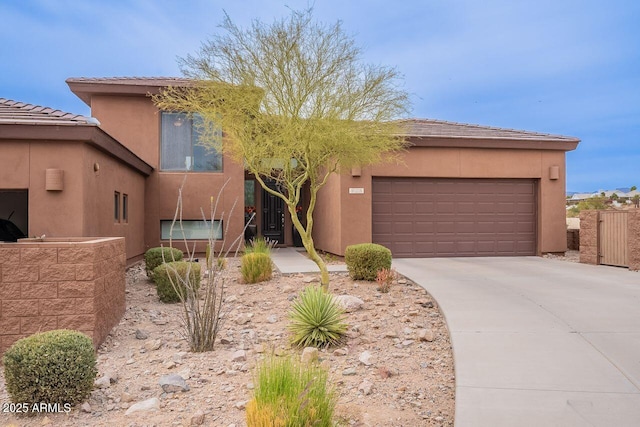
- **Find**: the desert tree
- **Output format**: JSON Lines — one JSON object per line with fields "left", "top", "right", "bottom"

{"left": 153, "top": 9, "right": 410, "bottom": 289}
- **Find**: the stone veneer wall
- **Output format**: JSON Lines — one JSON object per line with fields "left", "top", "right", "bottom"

{"left": 579, "top": 210, "right": 640, "bottom": 270}
{"left": 579, "top": 211, "right": 599, "bottom": 265}
{"left": 628, "top": 210, "right": 640, "bottom": 271}
{"left": 0, "top": 237, "right": 125, "bottom": 355}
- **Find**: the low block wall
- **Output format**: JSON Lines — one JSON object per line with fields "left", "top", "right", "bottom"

{"left": 580, "top": 210, "right": 640, "bottom": 270}
{"left": 0, "top": 237, "right": 125, "bottom": 355}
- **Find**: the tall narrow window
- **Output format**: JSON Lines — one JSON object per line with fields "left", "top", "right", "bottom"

{"left": 160, "top": 112, "right": 223, "bottom": 172}
{"left": 114, "top": 192, "right": 120, "bottom": 222}
{"left": 122, "top": 194, "right": 128, "bottom": 223}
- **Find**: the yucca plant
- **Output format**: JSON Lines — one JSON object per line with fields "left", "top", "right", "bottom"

{"left": 289, "top": 285, "right": 347, "bottom": 348}
{"left": 247, "top": 355, "right": 336, "bottom": 427}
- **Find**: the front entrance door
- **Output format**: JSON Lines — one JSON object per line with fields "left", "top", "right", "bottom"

{"left": 261, "top": 181, "right": 285, "bottom": 244}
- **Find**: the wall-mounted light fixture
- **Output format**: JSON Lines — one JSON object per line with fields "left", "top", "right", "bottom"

{"left": 549, "top": 166, "right": 559, "bottom": 180}
{"left": 45, "top": 169, "right": 64, "bottom": 191}
{"left": 351, "top": 166, "right": 362, "bottom": 177}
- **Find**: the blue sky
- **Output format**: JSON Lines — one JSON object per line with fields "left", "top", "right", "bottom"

{"left": 1, "top": 0, "right": 638, "bottom": 192}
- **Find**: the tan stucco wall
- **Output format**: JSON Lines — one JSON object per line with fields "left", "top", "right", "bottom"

{"left": 314, "top": 147, "right": 569, "bottom": 256}
{"left": 89, "top": 95, "right": 246, "bottom": 254}
{"left": 28, "top": 141, "right": 85, "bottom": 238}
{"left": 82, "top": 145, "right": 146, "bottom": 260}
{"left": 0, "top": 142, "right": 30, "bottom": 188}
{"left": 0, "top": 139, "right": 147, "bottom": 261}
{"left": 90, "top": 95, "right": 160, "bottom": 167}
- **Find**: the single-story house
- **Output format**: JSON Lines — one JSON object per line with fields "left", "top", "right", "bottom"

{"left": 1, "top": 77, "right": 579, "bottom": 261}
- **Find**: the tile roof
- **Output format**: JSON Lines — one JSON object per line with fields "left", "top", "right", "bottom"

{"left": 401, "top": 119, "right": 579, "bottom": 142}
{"left": 64, "top": 77, "right": 579, "bottom": 143}
{"left": 0, "top": 98, "right": 97, "bottom": 126}
{"left": 66, "top": 76, "right": 192, "bottom": 87}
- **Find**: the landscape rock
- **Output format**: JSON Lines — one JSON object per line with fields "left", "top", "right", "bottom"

{"left": 417, "top": 329, "right": 435, "bottom": 342}
{"left": 125, "top": 397, "right": 160, "bottom": 415}
{"left": 301, "top": 347, "right": 319, "bottom": 364}
{"left": 190, "top": 411, "right": 206, "bottom": 425}
{"left": 159, "top": 374, "right": 190, "bottom": 393}
{"left": 80, "top": 402, "right": 92, "bottom": 413}
{"left": 358, "top": 379, "right": 374, "bottom": 395}
{"left": 343, "top": 367, "right": 357, "bottom": 376}
{"left": 120, "top": 392, "right": 135, "bottom": 403}
{"left": 144, "top": 338, "right": 163, "bottom": 351}
{"left": 135, "top": 329, "right": 149, "bottom": 340}
{"left": 94, "top": 375, "right": 111, "bottom": 389}
{"left": 333, "top": 348, "right": 348, "bottom": 356}
{"left": 334, "top": 295, "right": 364, "bottom": 312}
{"left": 231, "top": 350, "right": 247, "bottom": 362}
{"left": 359, "top": 350, "right": 374, "bottom": 366}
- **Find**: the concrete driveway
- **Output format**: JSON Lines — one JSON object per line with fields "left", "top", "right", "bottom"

{"left": 393, "top": 257, "right": 640, "bottom": 427}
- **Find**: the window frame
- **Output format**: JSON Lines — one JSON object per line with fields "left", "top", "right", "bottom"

{"left": 159, "top": 112, "right": 223, "bottom": 173}
{"left": 160, "top": 219, "right": 223, "bottom": 241}
{"left": 114, "top": 191, "right": 120, "bottom": 222}
{"left": 122, "top": 193, "right": 128, "bottom": 223}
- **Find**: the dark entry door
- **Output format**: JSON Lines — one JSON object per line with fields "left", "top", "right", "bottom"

{"left": 261, "top": 181, "right": 285, "bottom": 244}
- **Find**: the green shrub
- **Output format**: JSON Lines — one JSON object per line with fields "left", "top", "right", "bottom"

{"left": 153, "top": 261, "right": 201, "bottom": 303}
{"left": 344, "top": 243, "right": 392, "bottom": 281}
{"left": 244, "top": 237, "right": 276, "bottom": 255}
{"left": 241, "top": 252, "right": 273, "bottom": 283}
{"left": 289, "top": 285, "right": 347, "bottom": 348}
{"left": 246, "top": 355, "right": 336, "bottom": 427}
{"left": 144, "top": 247, "right": 183, "bottom": 278}
{"left": 3, "top": 330, "right": 97, "bottom": 410}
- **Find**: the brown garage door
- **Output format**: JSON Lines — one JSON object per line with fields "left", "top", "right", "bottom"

{"left": 372, "top": 178, "right": 537, "bottom": 257}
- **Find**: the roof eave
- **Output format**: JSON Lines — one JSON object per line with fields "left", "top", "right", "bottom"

{"left": 407, "top": 136, "right": 580, "bottom": 151}
{"left": 0, "top": 123, "right": 153, "bottom": 176}
{"left": 66, "top": 78, "right": 193, "bottom": 107}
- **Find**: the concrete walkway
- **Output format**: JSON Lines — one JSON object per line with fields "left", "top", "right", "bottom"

{"left": 271, "top": 246, "right": 347, "bottom": 274}
{"left": 393, "top": 257, "right": 640, "bottom": 427}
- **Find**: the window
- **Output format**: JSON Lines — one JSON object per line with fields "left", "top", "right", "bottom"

{"left": 114, "top": 192, "right": 120, "bottom": 222}
{"left": 160, "top": 112, "right": 222, "bottom": 172}
{"left": 122, "top": 194, "right": 128, "bottom": 223}
{"left": 160, "top": 220, "right": 223, "bottom": 240}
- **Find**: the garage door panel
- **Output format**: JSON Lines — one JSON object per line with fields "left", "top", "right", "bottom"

{"left": 372, "top": 178, "right": 536, "bottom": 257}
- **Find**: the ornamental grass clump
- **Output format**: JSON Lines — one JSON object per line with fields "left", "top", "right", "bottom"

{"left": 246, "top": 355, "right": 336, "bottom": 427}
{"left": 241, "top": 252, "right": 273, "bottom": 283}
{"left": 3, "top": 330, "right": 97, "bottom": 411}
{"left": 244, "top": 236, "right": 276, "bottom": 255}
{"left": 289, "top": 285, "right": 347, "bottom": 348}
{"left": 345, "top": 243, "right": 392, "bottom": 281}
{"left": 153, "top": 261, "right": 201, "bottom": 303}
{"left": 144, "top": 247, "right": 183, "bottom": 278}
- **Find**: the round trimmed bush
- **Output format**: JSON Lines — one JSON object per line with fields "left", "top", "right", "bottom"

{"left": 241, "top": 252, "right": 273, "bottom": 284}
{"left": 3, "top": 330, "right": 97, "bottom": 408}
{"left": 144, "top": 247, "right": 183, "bottom": 278}
{"left": 153, "top": 261, "right": 201, "bottom": 303}
{"left": 344, "top": 243, "right": 392, "bottom": 281}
